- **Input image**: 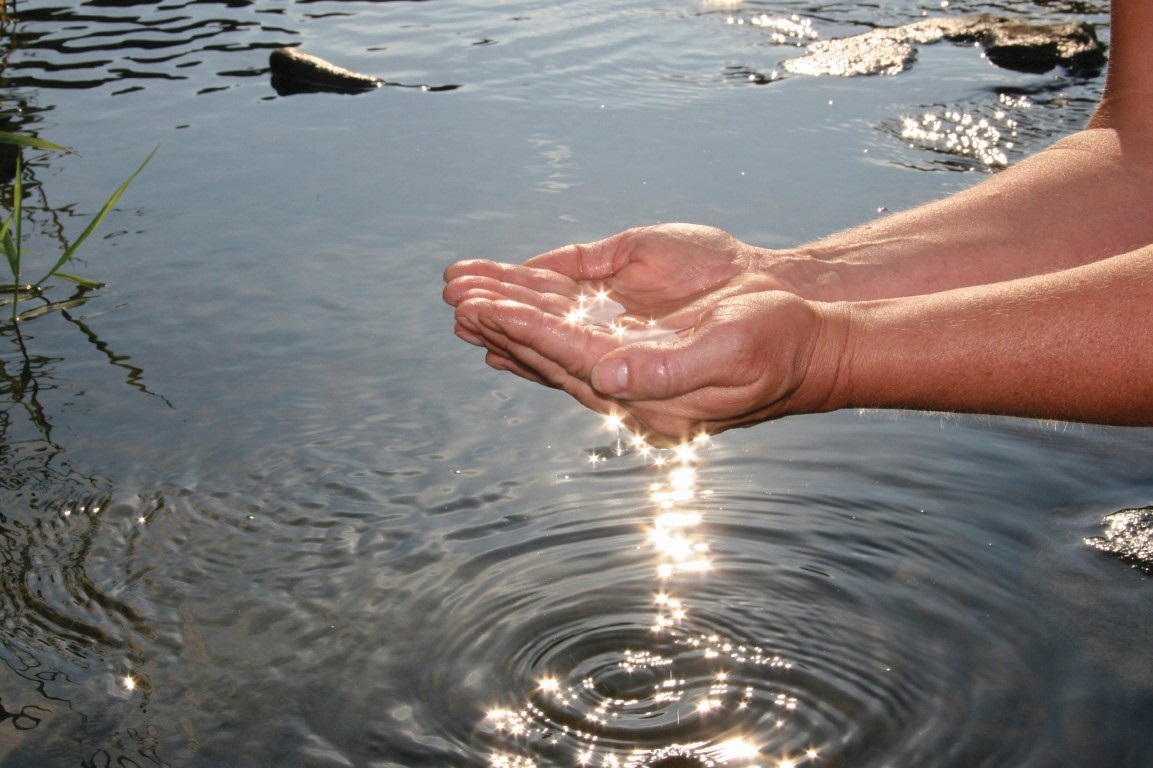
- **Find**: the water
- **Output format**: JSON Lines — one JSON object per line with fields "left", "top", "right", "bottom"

{"left": 2, "top": 1, "right": 1151, "bottom": 766}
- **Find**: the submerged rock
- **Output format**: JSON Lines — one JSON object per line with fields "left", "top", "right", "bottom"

{"left": 781, "top": 13, "right": 1105, "bottom": 78}
{"left": 1086, "top": 506, "right": 1153, "bottom": 574}
{"left": 269, "top": 47, "right": 382, "bottom": 95}
{"left": 782, "top": 34, "right": 915, "bottom": 77}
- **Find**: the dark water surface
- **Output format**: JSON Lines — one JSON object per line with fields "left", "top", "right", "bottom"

{"left": 3, "top": 1, "right": 1151, "bottom": 766}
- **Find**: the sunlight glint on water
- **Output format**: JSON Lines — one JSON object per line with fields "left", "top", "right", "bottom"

{"left": 485, "top": 429, "right": 816, "bottom": 768}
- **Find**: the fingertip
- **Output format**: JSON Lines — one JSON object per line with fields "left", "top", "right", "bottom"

{"left": 592, "top": 342, "right": 690, "bottom": 401}
{"left": 442, "top": 281, "right": 466, "bottom": 306}
{"left": 592, "top": 356, "right": 629, "bottom": 396}
{"left": 453, "top": 321, "right": 484, "bottom": 347}
{"left": 442, "top": 259, "right": 478, "bottom": 283}
{"left": 443, "top": 258, "right": 516, "bottom": 286}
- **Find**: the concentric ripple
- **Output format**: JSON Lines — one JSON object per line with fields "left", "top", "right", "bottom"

{"left": 426, "top": 435, "right": 828, "bottom": 767}
{"left": 405, "top": 416, "right": 1081, "bottom": 768}
{"left": 482, "top": 609, "right": 811, "bottom": 768}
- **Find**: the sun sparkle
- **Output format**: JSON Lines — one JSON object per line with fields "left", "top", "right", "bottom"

{"left": 565, "top": 307, "right": 590, "bottom": 324}
{"left": 715, "top": 737, "right": 760, "bottom": 761}
{"left": 695, "top": 697, "right": 720, "bottom": 715}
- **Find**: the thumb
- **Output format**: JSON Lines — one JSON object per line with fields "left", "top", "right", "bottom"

{"left": 591, "top": 337, "right": 718, "bottom": 400}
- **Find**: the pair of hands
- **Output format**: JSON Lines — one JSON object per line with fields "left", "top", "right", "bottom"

{"left": 442, "top": 224, "right": 844, "bottom": 446}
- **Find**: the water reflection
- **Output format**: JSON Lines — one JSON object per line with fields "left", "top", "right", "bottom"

{"left": 0, "top": 318, "right": 166, "bottom": 471}
{"left": 441, "top": 408, "right": 1153, "bottom": 768}
{"left": 0, "top": 487, "right": 164, "bottom": 766}
{"left": 884, "top": 85, "right": 1097, "bottom": 171}
{"left": 0, "top": 1, "right": 289, "bottom": 92}
{"left": 0, "top": 144, "right": 167, "bottom": 764}
{"left": 712, "top": 5, "right": 1106, "bottom": 170}
{"left": 485, "top": 431, "right": 820, "bottom": 768}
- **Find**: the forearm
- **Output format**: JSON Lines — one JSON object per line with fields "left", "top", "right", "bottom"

{"left": 768, "top": 128, "right": 1153, "bottom": 303}
{"left": 825, "top": 246, "right": 1153, "bottom": 425}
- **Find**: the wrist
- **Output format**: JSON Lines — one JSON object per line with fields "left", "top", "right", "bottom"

{"left": 752, "top": 244, "right": 860, "bottom": 303}
{"left": 786, "top": 298, "right": 856, "bottom": 416}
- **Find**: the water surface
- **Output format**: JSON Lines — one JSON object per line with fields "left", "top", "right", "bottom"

{"left": 2, "top": 1, "right": 1150, "bottom": 766}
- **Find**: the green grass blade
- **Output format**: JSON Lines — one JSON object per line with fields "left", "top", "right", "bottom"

{"left": 52, "top": 272, "right": 105, "bottom": 289}
{"left": 32, "top": 145, "right": 157, "bottom": 288}
{"left": 0, "top": 131, "right": 70, "bottom": 153}
{"left": 10, "top": 155, "right": 22, "bottom": 285}
{"left": 1, "top": 214, "right": 17, "bottom": 278}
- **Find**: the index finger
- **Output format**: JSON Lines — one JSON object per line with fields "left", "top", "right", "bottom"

{"left": 443, "top": 259, "right": 586, "bottom": 300}
{"left": 523, "top": 229, "right": 639, "bottom": 280}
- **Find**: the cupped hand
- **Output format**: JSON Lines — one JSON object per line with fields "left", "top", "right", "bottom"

{"left": 443, "top": 223, "right": 788, "bottom": 330}
{"left": 451, "top": 287, "right": 847, "bottom": 447}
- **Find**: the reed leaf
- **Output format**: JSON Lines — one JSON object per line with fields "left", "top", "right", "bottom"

{"left": 32, "top": 145, "right": 157, "bottom": 289}
{"left": 0, "top": 131, "right": 70, "bottom": 153}
{"left": 53, "top": 272, "right": 105, "bottom": 289}
{"left": 1, "top": 216, "right": 17, "bottom": 278}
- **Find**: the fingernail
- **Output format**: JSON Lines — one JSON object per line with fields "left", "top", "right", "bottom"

{"left": 593, "top": 358, "right": 628, "bottom": 395}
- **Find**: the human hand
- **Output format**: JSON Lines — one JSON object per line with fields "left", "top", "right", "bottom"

{"left": 443, "top": 223, "right": 788, "bottom": 331}
{"left": 447, "top": 284, "right": 847, "bottom": 446}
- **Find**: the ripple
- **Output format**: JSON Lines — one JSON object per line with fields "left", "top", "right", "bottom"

{"left": 5, "top": 3, "right": 282, "bottom": 91}
{"left": 882, "top": 89, "right": 1095, "bottom": 171}
{"left": 377, "top": 424, "right": 1083, "bottom": 768}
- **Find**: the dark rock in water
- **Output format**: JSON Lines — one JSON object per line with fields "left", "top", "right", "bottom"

{"left": 1086, "top": 506, "right": 1153, "bottom": 574}
{"left": 781, "top": 14, "right": 1105, "bottom": 78}
{"left": 979, "top": 20, "right": 1105, "bottom": 74}
{"left": 269, "top": 47, "right": 382, "bottom": 95}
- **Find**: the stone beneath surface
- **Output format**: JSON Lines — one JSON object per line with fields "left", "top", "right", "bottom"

{"left": 1086, "top": 506, "right": 1153, "bottom": 574}
{"left": 781, "top": 13, "right": 1106, "bottom": 77}
{"left": 782, "top": 34, "right": 916, "bottom": 77}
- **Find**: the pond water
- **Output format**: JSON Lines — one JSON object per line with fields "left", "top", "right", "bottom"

{"left": 2, "top": 0, "right": 1152, "bottom": 766}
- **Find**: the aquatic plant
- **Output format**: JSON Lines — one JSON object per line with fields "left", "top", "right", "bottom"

{"left": 0, "top": 132, "right": 167, "bottom": 476}
{"left": 0, "top": 131, "right": 155, "bottom": 321}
